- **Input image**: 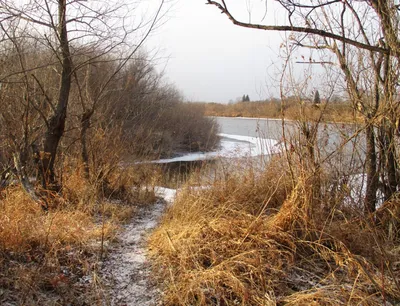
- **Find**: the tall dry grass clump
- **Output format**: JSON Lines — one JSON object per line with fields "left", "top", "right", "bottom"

{"left": 149, "top": 156, "right": 400, "bottom": 305}
{"left": 0, "top": 159, "right": 153, "bottom": 304}
{"left": 0, "top": 187, "right": 110, "bottom": 304}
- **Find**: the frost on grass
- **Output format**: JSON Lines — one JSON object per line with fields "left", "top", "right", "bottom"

{"left": 101, "top": 201, "right": 166, "bottom": 305}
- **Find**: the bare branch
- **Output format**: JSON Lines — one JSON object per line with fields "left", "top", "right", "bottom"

{"left": 206, "top": 0, "right": 389, "bottom": 54}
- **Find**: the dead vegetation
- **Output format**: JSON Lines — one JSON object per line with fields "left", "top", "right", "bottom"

{"left": 0, "top": 17, "right": 219, "bottom": 303}
{"left": 202, "top": 100, "right": 358, "bottom": 123}
{"left": 149, "top": 156, "right": 400, "bottom": 305}
{"left": 0, "top": 161, "right": 159, "bottom": 305}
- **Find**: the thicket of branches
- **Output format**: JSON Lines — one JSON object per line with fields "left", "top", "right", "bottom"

{"left": 207, "top": 0, "right": 400, "bottom": 214}
{"left": 0, "top": 0, "right": 219, "bottom": 198}
{"left": 146, "top": 3, "right": 400, "bottom": 305}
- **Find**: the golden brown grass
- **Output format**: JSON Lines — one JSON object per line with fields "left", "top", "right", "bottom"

{"left": 202, "top": 101, "right": 360, "bottom": 123}
{"left": 0, "top": 161, "right": 155, "bottom": 304}
{"left": 149, "top": 157, "right": 400, "bottom": 305}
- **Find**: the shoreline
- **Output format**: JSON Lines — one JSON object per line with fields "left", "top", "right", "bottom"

{"left": 209, "top": 114, "right": 361, "bottom": 126}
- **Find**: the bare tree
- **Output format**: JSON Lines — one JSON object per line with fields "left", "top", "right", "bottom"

{"left": 0, "top": 0, "right": 166, "bottom": 189}
{"left": 205, "top": 0, "right": 400, "bottom": 212}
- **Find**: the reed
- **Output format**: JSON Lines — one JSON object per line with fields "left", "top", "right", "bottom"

{"left": 149, "top": 156, "right": 400, "bottom": 305}
{"left": 0, "top": 160, "right": 155, "bottom": 304}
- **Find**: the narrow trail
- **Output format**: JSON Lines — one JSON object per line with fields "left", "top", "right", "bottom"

{"left": 101, "top": 200, "right": 167, "bottom": 305}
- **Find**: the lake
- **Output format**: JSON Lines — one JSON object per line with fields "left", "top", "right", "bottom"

{"left": 150, "top": 116, "right": 365, "bottom": 191}
{"left": 153, "top": 116, "right": 363, "bottom": 163}
{"left": 215, "top": 117, "right": 289, "bottom": 138}
{"left": 153, "top": 117, "right": 284, "bottom": 163}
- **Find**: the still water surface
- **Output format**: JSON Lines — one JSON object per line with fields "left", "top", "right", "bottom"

{"left": 215, "top": 116, "right": 363, "bottom": 152}
{"left": 155, "top": 117, "right": 366, "bottom": 192}
{"left": 156, "top": 116, "right": 365, "bottom": 166}
{"left": 215, "top": 117, "right": 289, "bottom": 139}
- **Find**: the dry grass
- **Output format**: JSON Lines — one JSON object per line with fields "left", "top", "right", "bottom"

{"left": 202, "top": 101, "right": 359, "bottom": 123}
{"left": 0, "top": 187, "right": 107, "bottom": 304}
{"left": 149, "top": 157, "right": 400, "bottom": 305}
{"left": 0, "top": 161, "right": 155, "bottom": 305}
{"left": 0, "top": 187, "right": 116, "bottom": 251}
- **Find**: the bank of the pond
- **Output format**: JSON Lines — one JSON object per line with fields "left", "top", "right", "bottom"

{"left": 202, "top": 101, "right": 360, "bottom": 123}
{"left": 148, "top": 155, "right": 400, "bottom": 306}
{"left": 149, "top": 133, "right": 280, "bottom": 164}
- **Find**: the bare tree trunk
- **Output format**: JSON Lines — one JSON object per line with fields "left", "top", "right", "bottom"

{"left": 383, "top": 122, "right": 398, "bottom": 200}
{"left": 40, "top": 0, "right": 71, "bottom": 188}
{"left": 80, "top": 111, "right": 92, "bottom": 179}
{"left": 364, "top": 123, "right": 379, "bottom": 213}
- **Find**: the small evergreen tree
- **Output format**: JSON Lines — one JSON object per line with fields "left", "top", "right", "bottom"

{"left": 313, "top": 90, "right": 321, "bottom": 105}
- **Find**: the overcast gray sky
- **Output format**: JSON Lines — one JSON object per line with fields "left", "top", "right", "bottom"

{"left": 146, "top": 0, "right": 289, "bottom": 103}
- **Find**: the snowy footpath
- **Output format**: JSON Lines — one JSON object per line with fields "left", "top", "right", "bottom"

{"left": 101, "top": 199, "right": 170, "bottom": 305}
{"left": 100, "top": 132, "right": 281, "bottom": 304}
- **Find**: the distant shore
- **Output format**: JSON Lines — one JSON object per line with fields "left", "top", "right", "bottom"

{"left": 198, "top": 100, "right": 361, "bottom": 124}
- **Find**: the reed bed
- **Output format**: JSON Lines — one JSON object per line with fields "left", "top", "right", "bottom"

{"left": 149, "top": 157, "right": 400, "bottom": 305}
{"left": 0, "top": 163, "right": 154, "bottom": 304}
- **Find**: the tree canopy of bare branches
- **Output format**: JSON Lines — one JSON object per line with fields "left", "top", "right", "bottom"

{"left": 0, "top": 0, "right": 219, "bottom": 202}
{"left": 206, "top": 0, "right": 400, "bottom": 212}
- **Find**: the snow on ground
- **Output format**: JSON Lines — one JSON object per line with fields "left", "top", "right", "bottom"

{"left": 101, "top": 201, "right": 166, "bottom": 305}
{"left": 213, "top": 116, "right": 292, "bottom": 122}
{"left": 150, "top": 133, "right": 280, "bottom": 164}
{"left": 154, "top": 187, "right": 177, "bottom": 204}
{"left": 219, "top": 133, "right": 280, "bottom": 156}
